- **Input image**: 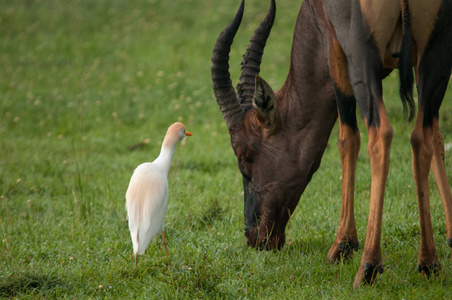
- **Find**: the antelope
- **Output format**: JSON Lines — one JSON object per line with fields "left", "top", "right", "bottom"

{"left": 211, "top": 0, "right": 452, "bottom": 288}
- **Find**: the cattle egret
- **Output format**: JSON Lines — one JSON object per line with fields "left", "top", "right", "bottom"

{"left": 125, "top": 122, "right": 192, "bottom": 264}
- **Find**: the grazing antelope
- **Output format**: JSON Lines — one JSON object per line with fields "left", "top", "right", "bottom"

{"left": 211, "top": 0, "right": 452, "bottom": 288}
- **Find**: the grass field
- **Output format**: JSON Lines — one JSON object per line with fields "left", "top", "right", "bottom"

{"left": 1, "top": 0, "right": 452, "bottom": 298}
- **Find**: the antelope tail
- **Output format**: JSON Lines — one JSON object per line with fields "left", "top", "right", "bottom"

{"left": 398, "top": 0, "right": 415, "bottom": 122}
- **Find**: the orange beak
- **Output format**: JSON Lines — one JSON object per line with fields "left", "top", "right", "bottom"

{"left": 185, "top": 131, "right": 193, "bottom": 136}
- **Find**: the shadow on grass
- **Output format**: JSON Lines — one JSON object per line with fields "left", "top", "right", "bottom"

{"left": 0, "top": 272, "right": 68, "bottom": 298}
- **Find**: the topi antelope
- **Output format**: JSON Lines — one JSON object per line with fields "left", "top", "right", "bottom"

{"left": 211, "top": 0, "right": 452, "bottom": 288}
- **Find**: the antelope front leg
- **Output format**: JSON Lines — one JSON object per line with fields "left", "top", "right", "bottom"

{"left": 354, "top": 107, "right": 393, "bottom": 289}
{"left": 410, "top": 111, "right": 440, "bottom": 276}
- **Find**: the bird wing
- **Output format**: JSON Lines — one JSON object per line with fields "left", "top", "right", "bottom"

{"left": 125, "top": 163, "right": 169, "bottom": 254}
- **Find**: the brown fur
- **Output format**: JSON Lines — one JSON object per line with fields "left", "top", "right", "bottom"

{"left": 212, "top": 0, "right": 452, "bottom": 288}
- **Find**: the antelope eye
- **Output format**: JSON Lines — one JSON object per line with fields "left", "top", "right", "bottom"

{"left": 235, "top": 143, "right": 256, "bottom": 179}
{"left": 239, "top": 163, "right": 251, "bottom": 179}
{"left": 238, "top": 155, "right": 252, "bottom": 179}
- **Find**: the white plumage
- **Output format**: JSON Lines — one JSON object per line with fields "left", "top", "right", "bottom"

{"left": 125, "top": 122, "right": 192, "bottom": 264}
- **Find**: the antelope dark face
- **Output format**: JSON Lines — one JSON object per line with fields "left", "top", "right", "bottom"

{"left": 211, "top": 0, "right": 337, "bottom": 250}
{"left": 232, "top": 117, "right": 324, "bottom": 249}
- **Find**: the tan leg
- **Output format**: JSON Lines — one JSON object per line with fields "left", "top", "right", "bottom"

{"left": 135, "top": 253, "right": 138, "bottom": 266}
{"left": 328, "top": 120, "right": 360, "bottom": 262}
{"left": 324, "top": 36, "right": 361, "bottom": 262}
{"left": 430, "top": 117, "right": 452, "bottom": 254}
{"left": 409, "top": 0, "right": 452, "bottom": 270}
{"left": 410, "top": 111, "right": 440, "bottom": 275}
{"left": 162, "top": 231, "right": 170, "bottom": 260}
{"left": 354, "top": 106, "right": 393, "bottom": 289}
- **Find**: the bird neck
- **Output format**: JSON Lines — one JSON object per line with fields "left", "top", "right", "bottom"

{"left": 153, "top": 144, "right": 177, "bottom": 176}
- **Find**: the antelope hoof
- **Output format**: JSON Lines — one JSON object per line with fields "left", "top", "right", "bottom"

{"left": 417, "top": 263, "right": 441, "bottom": 278}
{"left": 447, "top": 238, "right": 452, "bottom": 248}
{"left": 327, "top": 241, "right": 359, "bottom": 263}
{"left": 353, "top": 263, "right": 384, "bottom": 289}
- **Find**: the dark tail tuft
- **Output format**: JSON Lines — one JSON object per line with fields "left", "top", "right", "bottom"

{"left": 398, "top": 0, "right": 415, "bottom": 122}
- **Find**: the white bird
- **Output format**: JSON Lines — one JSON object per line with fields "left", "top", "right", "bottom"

{"left": 125, "top": 122, "right": 192, "bottom": 265}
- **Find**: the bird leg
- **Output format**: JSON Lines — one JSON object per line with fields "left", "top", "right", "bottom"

{"left": 134, "top": 253, "right": 138, "bottom": 266}
{"left": 162, "top": 230, "right": 171, "bottom": 262}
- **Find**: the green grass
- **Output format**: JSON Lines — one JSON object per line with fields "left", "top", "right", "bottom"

{"left": 1, "top": 0, "right": 452, "bottom": 298}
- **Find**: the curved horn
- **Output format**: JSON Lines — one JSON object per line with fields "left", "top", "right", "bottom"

{"left": 211, "top": 0, "right": 245, "bottom": 130}
{"left": 237, "top": 0, "right": 276, "bottom": 109}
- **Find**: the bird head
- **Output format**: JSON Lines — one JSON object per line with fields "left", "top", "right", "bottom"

{"left": 163, "top": 122, "right": 192, "bottom": 148}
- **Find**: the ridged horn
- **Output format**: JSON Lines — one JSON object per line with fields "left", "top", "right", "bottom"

{"left": 211, "top": 0, "right": 245, "bottom": 130}
{"left": 237, "top": 0, "right": 276, "bottom": 109}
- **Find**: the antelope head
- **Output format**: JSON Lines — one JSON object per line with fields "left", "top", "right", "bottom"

{"left": 211, "top": 0, "right": 336, "bottom": 249}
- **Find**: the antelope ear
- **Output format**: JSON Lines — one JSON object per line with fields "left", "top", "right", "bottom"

{"left": 253, "top": 76, "right": 277, "bottom": 129}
